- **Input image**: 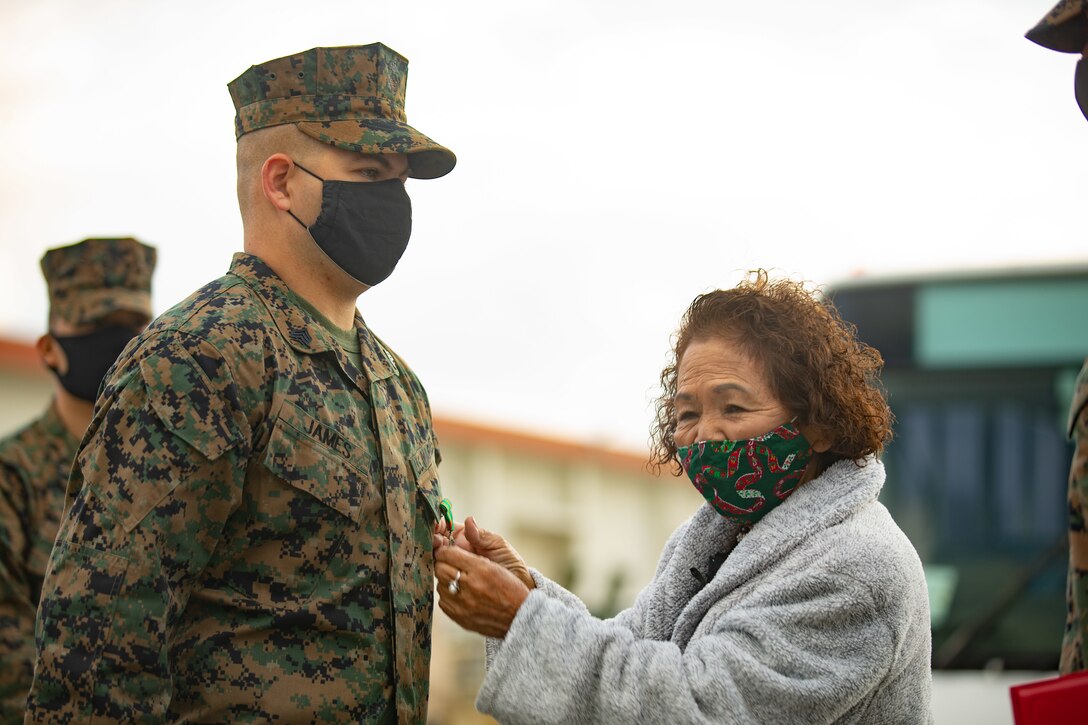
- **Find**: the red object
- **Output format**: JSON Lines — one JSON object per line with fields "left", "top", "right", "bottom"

{"left": 1009, "top": 670, "right": 1088, "bottom": 724}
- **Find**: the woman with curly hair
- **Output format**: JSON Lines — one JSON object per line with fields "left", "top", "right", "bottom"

{"left": 434, "top": 271, "right": 932, "bottom": 724}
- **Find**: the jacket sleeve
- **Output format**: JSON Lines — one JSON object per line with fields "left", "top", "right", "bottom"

{"left": 25, "top": 336, "right": 253, "bottom": 724}
{"left": 484, "top": 518, "right": 693, "bottom": 670}
{"left": 0, "top": 463, "right": 33, "bottom": 721}
{"left": 477, "top": 566, "right": 896, "bottom": 725}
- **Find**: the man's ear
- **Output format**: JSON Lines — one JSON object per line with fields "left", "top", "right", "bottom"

{"left": 261, "top": 153, "right": 295, "bottom": 212}
{"left": 37, "top": 333, "right": 66, "bottom": 374}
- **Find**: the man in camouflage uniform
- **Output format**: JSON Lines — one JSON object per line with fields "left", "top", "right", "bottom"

{"left": 1064, "top": 365, "right": 1088, "bottom": 673}
{"left": 0, "top": 238, "right": 155, "bottom": 721}
{"left": 26, "top": 44, "right": 455, "bottom": 723}
{"left": 1026, "top": 0, "right": 1088, "bottom": 674}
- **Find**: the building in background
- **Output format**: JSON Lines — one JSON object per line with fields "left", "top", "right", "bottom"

{"left": 0, "top": 335, "right": 698, "bottom": 725}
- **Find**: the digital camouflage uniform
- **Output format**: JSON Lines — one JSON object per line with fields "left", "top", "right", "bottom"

{"left": 0, "top": 238, "right": 154, "bottom": 723}
{"left": 27, "top": 45, "right": 455, "bottom": 723}
{"left": 1027, "top": 1, "right": 1088, "bottom": 674}
{"left": 1062, "top": 360, "right": 1088, "bottom": 673}
{"left": 0, "top": 408, "right": 78, "bottom": 721}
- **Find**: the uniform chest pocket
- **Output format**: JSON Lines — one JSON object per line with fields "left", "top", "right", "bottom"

{"left": 230, "top": 404, "right": 380, "bottom": 601}
{"left": 263, "top": 404, "right": 374, "bottom": 521}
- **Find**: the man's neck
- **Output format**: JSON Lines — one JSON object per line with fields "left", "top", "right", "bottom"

{"left": 266, "top": 258, "right": 361, "bottom": 330}
{"left": 53, "top": 388, "right": 93, "bottom": 439}
{"left": 242, "top": 221, "right": 366, "bottom": 329}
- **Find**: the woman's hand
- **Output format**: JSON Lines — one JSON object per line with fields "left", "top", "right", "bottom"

{"left": 433, "top": 516, "right": 535, "bottom": 590}
{"left": 435, "top": 545, "right": 530, "bottom": 638}
{"left": 433, "top": 517, "right": 451, "bottom": 540}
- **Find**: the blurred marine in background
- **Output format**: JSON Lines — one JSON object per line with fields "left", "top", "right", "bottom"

{"left": 0, "top": 237, "right": 155, "bottom": 720}
{"left": 1026, "top": 0, "right": 1088, "bottom": 675}
{"left": 25, "top": 44, "right": 455, "bottom": 723}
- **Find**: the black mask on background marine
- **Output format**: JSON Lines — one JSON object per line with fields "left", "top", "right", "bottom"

{"left": 287, "top": 162, "right": 413, "bottom": 287}
{"left": 49, "top": 325, "right": 139, "bottom": 402}
{"left": 1075, "top": 58, "right": 1088, "bottom": 123}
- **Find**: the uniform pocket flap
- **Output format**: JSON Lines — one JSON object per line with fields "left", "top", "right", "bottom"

{"left": 409, "top": 437, "right": 435, "bottom": 480}
{"left": 263, "top": 404, "right": 371, "bottom": 522}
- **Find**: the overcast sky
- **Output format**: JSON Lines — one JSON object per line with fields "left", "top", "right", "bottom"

{"left": 1, "top": 0, "right": 1085, "bottom": 453}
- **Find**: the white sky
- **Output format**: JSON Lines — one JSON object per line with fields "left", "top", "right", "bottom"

{"left": 1, "top": 0, "right": 1085, "bottom": 453}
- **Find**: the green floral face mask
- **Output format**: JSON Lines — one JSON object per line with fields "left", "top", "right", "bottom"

{"left": 677, "top": 421, "right": 813, "bottom": 524}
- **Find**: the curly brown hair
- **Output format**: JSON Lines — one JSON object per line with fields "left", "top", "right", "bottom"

{"left": 650, "top": 270, "right": 893, "bottom": 477}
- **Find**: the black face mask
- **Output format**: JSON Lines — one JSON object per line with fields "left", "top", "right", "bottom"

{"left": 1075, "top": 58, "right": 1088, "bottom": 123}
{"left": 287, "top": 162, "right": 413, "bottom": 287}
{"left": 49, "top": 325, "right": 139, "bottom": 402}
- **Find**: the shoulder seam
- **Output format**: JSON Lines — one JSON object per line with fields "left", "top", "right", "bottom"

{"left": 155, "top": 275, "right": 251, "bottom": 333}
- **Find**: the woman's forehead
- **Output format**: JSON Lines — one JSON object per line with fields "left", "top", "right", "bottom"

{"left": 677, "top": 338, "right": 768, "bottom": 392}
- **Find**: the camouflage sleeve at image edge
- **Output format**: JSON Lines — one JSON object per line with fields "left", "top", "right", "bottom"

{"left": 1061, "top": 359, "right": 1088, "bottom": 674}
{"left": 0, "top": 463, "right": 33, "bottom": 723}
{"left": 25, "top": 335, "right": 252, "bottom": 722}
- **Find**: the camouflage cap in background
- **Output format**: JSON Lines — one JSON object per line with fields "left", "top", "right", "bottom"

{"left": 228, "top": 43, "right": 456, "bottom": 180}
{"left": 40, "top": 238, "right": 156, "bottom": 327}
{"left": 1027, "top": 0, "right": 1088, "bottom": 53}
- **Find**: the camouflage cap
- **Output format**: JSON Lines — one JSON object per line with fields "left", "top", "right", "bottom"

{"left": 40, "top": 238, "right": 156, "bottom": 327}
{"left": 1026, "top": 0, "right": 1088, "bottom": 53}
{"left": 228, "top": 43, "right": 456, "bottom": 180}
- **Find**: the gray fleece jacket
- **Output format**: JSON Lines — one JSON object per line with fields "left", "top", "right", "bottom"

{"left": 477, "top": 458, "right": 932, "bottom": 724}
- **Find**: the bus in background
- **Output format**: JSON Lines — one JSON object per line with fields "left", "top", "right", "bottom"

{"left": 827, "top": 265, "right": 1088, "bottom": 671}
